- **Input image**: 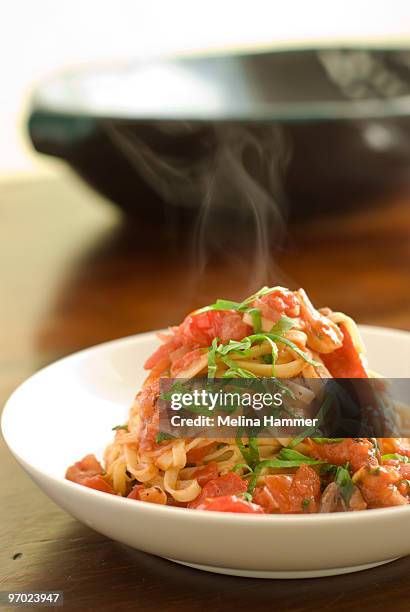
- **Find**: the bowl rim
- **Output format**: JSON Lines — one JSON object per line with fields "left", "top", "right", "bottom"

{"left": 2, "top": 324, "right": 410, "bottom": 525}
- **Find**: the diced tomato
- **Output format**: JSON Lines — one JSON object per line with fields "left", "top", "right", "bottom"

{"left": 66, "top": 454, "right": 103, "bottom": 483}
{"left": 289, "top": 465, "right": 321, "bottom": 513}
{"left": 186, "top": 443, "right": 217, "bottom": 463}
{"left": 136, "top": 380, "right": 160, "bottom": 451}
{"left": 358, "top": 465, "right": 408, "bottom": 508}
{"left": 170, "top": 348, "right": 206, "bottom": 377}
{"left": 127, "top": 484, "right": 145, "bottom": 500}
{"left": 253, "top": 288, "right": 300, "bottom": 323}
{"left": 196, "top": 495, "right": 264, "bottom": 513}
{"left": 308, "top": 438, "right": 377, "bottom": 472}
{"left": 144, "top": 335, "right": 183, "bottom": 370}
{"left": 321, "top": 323, "right": 368, "bottom": 378}
{"left": 264, "top": 474, "right": 293, "bottom": 513}
{"left": 252, "top": 485, "right": 278, "bottom": 513}
{"left": 397, "top": 463, "right": 410, "bottom": 498}
{"left": 379, "top": 439, "right": 410, "bottom": 456}
{"left": 193, "top": 462, "right": 219, "bottom": 486}
{"left": 179, "top": 310, "right": 251, "bottom": 349}
{"left": 265, "top": 465, "right": 321, "bottom": 514}
{"left": 188, "top": 472, "right": 247, "bottom": 509}
{"left": 81, "top": 474, "right": 114, "bottom": 494}
{"left": 398, "top": 464, "right": 410, "bottom": 480}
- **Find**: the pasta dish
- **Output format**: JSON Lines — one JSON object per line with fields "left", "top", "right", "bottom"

{"left": 66, "top": 287, "right": 410, "bottom": 514}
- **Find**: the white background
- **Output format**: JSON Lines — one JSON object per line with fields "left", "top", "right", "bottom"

{"left": 1, "top": 0, "right": 410, "bottom": 181}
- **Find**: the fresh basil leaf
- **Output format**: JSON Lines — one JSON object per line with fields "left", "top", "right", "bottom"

{"left": 207, "top": 337, "right": 218, "bottom": 379}
{"left": 195, "top": 287, "right": 282, "bottom": 317}
{"left": 311, "top": 438, "right": 344, "bottom": 444}
{"left": 241, "top": 492, "right": 254, "bottom": 502}
{"left": 287, "top": 394, "right": 333, "bottom": 448}
{"left": 335, "top": 464, "right": 354, "bottom": 504}
{"left": 267, "top": 333, "right": 321, "bottom": 366}
{"left": 248, "top": 307, "right": 262, "bottom": 333}
{"left": 195, "top": 299, "right": 242, "bottom": 314}
{"left": 235, "top": 433, "right": 260, "bottom": 469}
{"left": 237, "top": 286, "right": 280, "bottom": 310}
{"left": 269, "top": 315, "right": 295, "bottom": 335}
{"left": 222, "top": 366, "right": 257, "bottom": 378}
{"left": 320, "top": 463, "right": 338, "bottom": 476}
{"left": 112, "top": 424, "right": 128, "bottom": 431}
{"left": 278, "top": 448, "right": 321, "bottom": 463}
{"left": 231, "top": 463, "right": 254, "bottom": 475}
{"left": 248, "top": 437, "right": 260, "bottom": 465}
{"left": 156, "top": 431, "right": 176, "bottom": 443}
{"left": 382, "top": 453, "right": 409, "bottom": 463}
{"left": 216, "top": 338, "right": 252, "bottom": 356}
{"left": 246, "top": 333, "right": 278, "bottom": 375}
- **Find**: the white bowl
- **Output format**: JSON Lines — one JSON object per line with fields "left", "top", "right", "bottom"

{"left": 2, "top": 325, "right": 410, "bottom": 579}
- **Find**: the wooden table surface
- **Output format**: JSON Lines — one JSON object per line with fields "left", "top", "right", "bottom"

{"left": 1, "top": 175, "right": 410, "bottom": 611}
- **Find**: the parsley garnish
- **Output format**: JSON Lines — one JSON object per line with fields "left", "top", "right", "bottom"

{"left": 382, "top": 453, "right": 409, "bottom": 463}
{"left": 287, "top": 394, "right": 333, "bottom": 449}
{"left": 155, "top": 431, "right": 176, "bottom": 443}
{"left": 335, "top": 464, "right": 354, "bottom": 504}
{"left": 235, "top": 433, "right": 260, "bottom": 469}
{"left": 311, "top": 438, "right": 343, "bottom": 444}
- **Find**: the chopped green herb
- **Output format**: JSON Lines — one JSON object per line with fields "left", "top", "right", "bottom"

{"left": 241, "top": 492, "right": 253, "bottom": 502}
{"left": 112, "top": 424, "right": 128, "bottom": 431}
{"left": 265, "top": 333, "right": 320, "bottom": 367}
{"left": 195, "top": 298, "right": 242, "bottom": 314}
{"left": 335, "top": 464, "right": 354, "bottom": 504}
{"left": 231, "top": 463, "right": 254, "bottom": 475}
{"left": 207, "top": 337, "right": 219, "bottom": 380}
{"left": 222, "top": 365, "right": 257, "bottom": 378}
{"left": 311, "top": 438, "right": 344, "bottom": 444}
{"left": 246, "top": 333, "right": 279, "bottom": 375}
{"left": 248, "top": 307, "right": 262, "bottom": 333}
{"left": 287, "top": 394, "right": 333, "bottom": 448}
{"left": 216, "top": 338, "right": 252, "bottom": 356}
{"left": 382, "top": 453, "right": 409, "bottom": 463}
{"left": 195, "top": 287, "right": 293, "bottom": 324}
{"left": 235, "top": 434, "right": 260, "bottom": 469}
{"left": 155, "top": 431, "right": 176, "bottom": 443}
{"left": 269, "top": 315, "right": 295, "bottom": 335}
{"left": 277, "top": 448, "right": 323, "bottom": 463}
{"left": 320, "top": 463, "right": 338, "bottom": 476}
{"left": 249, "top": 437, "right": 260, "bottom": 465}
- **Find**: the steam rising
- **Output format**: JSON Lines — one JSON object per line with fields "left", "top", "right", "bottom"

{"left": 105, "top": 121, "right": 292, "bottom": 293}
